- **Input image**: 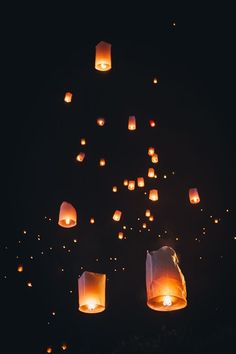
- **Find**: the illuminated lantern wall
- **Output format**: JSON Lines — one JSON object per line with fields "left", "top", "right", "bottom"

{"left": 137, "top": 177, "right": 145, "bottom": 187}
{"left": 148, "top": 168, "right": 155, "bottom": 178}
{"left": 128, "top": 180, "right": 135, "bottom": 190}
{"left": 99, "top": 158, "right": 106, "bottom": 166}
{"left": 151, "top": 153, "right": 159, "bottom": 163}
{"left": 64, "top": 92, "right": 72, "bottom": 103}
{"left": 113, "top": 210, "right": 122, "bottom": 221}
{"left": 146, "top": 246, "right": 187, "bottom": 311}
{"left": 76, "top": 152, "right": 85, "bottom": 162}
{"left": 78, "top": 271, "right": 106, "bottom": 313}
{"left": 128, "top": 116, "right": 136, "bottom": 130}
{"left": 95, "top": 41, "right": 112, "bottom": 71}
{"left": 149, "top": 189, "right": 158, "bottom": 201}
{"left": 148, "top": 147, "right": 155, "bottom": 156}
{"left": 58, "top": 201, "right": 77, "bottom": 228}
{"left": 189, "top": 188, "right": 200, "bottom": 204}
{"left": 97, "top": 117, "right": 105, "bottom": 126}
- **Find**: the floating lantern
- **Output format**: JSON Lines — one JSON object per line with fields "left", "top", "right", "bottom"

{"left": 118, "top": 232, "right": 124, "bottom": 240}
{"left": 137, "top": 177, "right": 145, "bottom": 187}
{"left": 149, "top": 120, "right": 156, "bottom": 127}
{"left": 128, "top": 180, "right": 135, "bottom": 190}
{"left": 189, "top": 188, "right": 200, "bottom": 204}
{"left": 153, "top": 77, "right": 158, "bottom": 84}
{"left": 61, "top": 343, "right": 67, "bottom": 351}
{"left": 145, "top": 209, "right": 151, "bottom": 217}
{"left": 17, "top": 265, "right": 23, "bottom": 273}
{"left": 128, "top": 116, "right": 136, "bottom": 131}
{"left": 148, "top": 168, "right": 155, "bottom": 178}
{"left": 142, "top": 223, "right": 147, "bottom": 229}
{"left": 78, "top": 271, "right": 106, "bottom": 313}
{"left": 112, "top": 186, "right": 118, "bottom": 192}
{"left": 149, "top": 189, "right": 158, "bottom": 201}
{"left": 113, "top": 210, "right": 122, "bottom": 221}
{"left": 90, "top": 218, "right": 95, "bottom": 224}
{"left": 64, "top": 92, "right": 72, "bottom": 103}
{"left": 151, "top": 153, "right": 159, "bottom": 163}
{"left": 148, "top": 147, "right": 155, "bottom": 156}
{"left": 149, "top": 215, "right": 154, "bottom": 222}
{"left": 97, "top": 117, "right": 105, "bottom": 126}
{"left": 95, "top": 41, "right": 112, "bottom": 71}
{"left": 123, "top": 179, "right": 128, "bottom": 186}
{"left": 46, "top": 347, "right": 53, "bottom": 353}
{"left": 80, "top": 138, "right": 86, "bottom": 145}
{"left": 146, "top": 246, "right": 187, "bottom": 311}
{"left": 58, "top": 201, "right": 77, "bottom": 228}
{"left": 76, "top": 152, "right": 85, "bottom": 162}
{"left": 99, "top": 158, "right": 106, "bottom": 167}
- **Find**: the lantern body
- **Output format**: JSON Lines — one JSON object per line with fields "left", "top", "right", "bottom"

{"left": 145, "top": 209, "right": 151, "bottom": 217}
{"left": 97, "top": 117, "right": 105, "bottom": 126}
{"left": 153, "top": 77, "right": 158, "bottom": 84}
{"left": 128, "top": 116, "right": 136, "bottom": 130}
{"left": 137, "top": 177, "right": 145, "bottom": 187}
{"left": 112, "top": 186, "right": 118, "bottom": 192}
{"left": 118, "top": 232, "right": 124, "bottom": 240}
{"left": 149, "top": 215, "right": 154, "bottom": 221}
{"left": 189, "top": 188, "right": 200, "bottom": 204}
{"left": 146, "top": 246, "right": 187, "bottom": 311}
{"left": 17, "top": 265, "right": 23, "bottom": 272}
{"left": 80, "top": 138, "right": 86, "bottom": 145}
{"left": 128, "top": 180, "right": 135, "bottom": 190}
{"left": 99, "top": 158, "right": 106, "bottom": 166}
{"left": 149, "top": 119, "right": 156, "bottom": 127}
{"left": 151, "top": 153, "right": 159, "bottom": 163}
{"left": 148, "top": 147, "right": 155, "bottom": 156}
{"left": 148, "top": 168, "right": 155, "bottom": 178}
{"left": 58, "top": 202, "right": 77, "bottom": 228}
{"left": 113, "top": 210, "right": 122, "bottom": 221}
{"left": 64, "top": 92, "right": 72, "bottom": 103}
{"left": 78, "top": 271, "right": 106, "bottom": 313}
{"left": 76, "top": 152, "right": 85, "bottom": 162}
{"left": 123, "top": 179, "right": 128, "bottom": 186}
{"left": 90, "top": 218, "right": 95, "bottom": 224}
{"left": 149, "top": 189, "right": 158, "bottom": 201}
{"left": 95, "top": 41, "right": 112, "bottom": 71}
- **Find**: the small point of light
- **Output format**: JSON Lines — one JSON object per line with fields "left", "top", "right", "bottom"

{"left": 17, "top": 265, "right": 23, "bottom": 273}
{"left": 214, "top": 219, "right": 219, "bottom": 224}
{"left": 27, "top": 281, "right": 32, "bottom": 287}
{"left": 123, "top": 225, "right": 126, "bottom": 230}
{"left": 153, "top": 77, "right": 158, "bottom": 84}
{"left": 73, "top": 239, "right": 77, "bottom": 243}
{"left": 52, "top": 312, "right": 56, "bottom": 316}
{"left": 87, "top": 301, "right": 96, "bottom": 310}
{"left": 163, "top": 174, "right": 167, "bottom": 179}
{"left": 23, "top": 230, "right": 27, "bottom": 234}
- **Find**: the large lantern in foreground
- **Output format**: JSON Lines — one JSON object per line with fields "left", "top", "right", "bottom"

{"left": 58, "top": 201, "right": 77, "bottom": 228}
{"left": 95, "top": 41, "right": 112, "bottom": 72}
{"left": 78, "top": 271, "right": 106, "bottom": 314}
{"left": 189, "top": 188, "right": 200, "bottom": 204}
{"left": 128, "top": 116, "right": 136, "bottom": 130}
{"left": 149, "top": 189, "right": 158, "bottom": 201}
{"left": 146, "top": 246, "right": 187, "bottom": 311}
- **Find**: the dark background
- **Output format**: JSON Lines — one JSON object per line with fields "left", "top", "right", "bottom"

{"left": 2, "top": 4, "right": 236, "bottom": 353}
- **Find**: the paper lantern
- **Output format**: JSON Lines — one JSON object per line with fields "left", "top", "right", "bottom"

{"left": 17, "top": 265, "right": 23, "bottom": 273}
{"left": 76, "top": 152, "right": 85, "bottom": 162}
{"left": 128, "top": 116, "right": 136, "bottom": 130}
{"left": 151, "top": 153, "right": 159, "bottom": 163}
{"left": 145, "top": 209, "right": 151, "bottom": 217}
{"left": 142, "top": 223, "right": 147, "bottom": 229}
{"left": 128, "top": 180, "right": 135, "bottom": 190}
{"left": 137, "top": 177, "right": 145, "bottom": 187}
{"left": 149, "top": 215, "right": 154, "bottom": 222}
{"left": 148, "top": 168, "right": 155, "bottom": 178}
{"left": 153, "top": 77, "right": 158, "bottom": 84}
{"left": 149, "top": 189, "right": 158, "bottom": 201}
{"left": 58, "top": 201, "right": 77, "bottom": 228}
{"left": 189, "top": 188, "right": 200, "bottom": 204}
{"left": 80, "top": 138, "right": 86, "bottom": 145}
{"left": 118, "top": 232, "right": 124, "bottom": 240}
{"left": 78, "top": 271, "right": 106, "bottom": 313}
{"left": 99, "top": 158, "right": 106, "bottom": 167}
{"left": 95, "top": 41, "right": 112, "bottom": 71}
{"left": 146, "top": 246, "right": 187, "bottom": 311}
{"left": 113, "top": 210, "right": 122, "bottom": 221}
{"left": 90, "top": 218, "right": 95, "bottom": 224}
{"left": 112, "top": 186, "right": 118, "bottom": 192}
{"left": 149, "top": 120, "right": 156, "bottom": 127}
{"left": 61, "top": 343, "right": 67, "bottom": 351}
{"left": 46, "top": 347, "right": 53, "bottom": 353}
{"left": 148, "top": 147, "right": 155, "bottom": 156}
{"left": 97, "top": 117, "right": 105, "bottom": 126}
{"left": 123, "top": 179, "right": 128, "bottom": 186}
{"left": 64, "top": 92, "right": 72, "bottom": 103}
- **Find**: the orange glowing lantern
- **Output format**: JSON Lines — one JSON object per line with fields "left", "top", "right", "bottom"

{"left": 78, "top": 271, "right": 106, "bottom": 313}
{"left": 113, "top": 210, "right": 122, "bottom": 221}
{"left": 149, "top": 120, "right": 156, "bottom": 127}
{"left": 148, "top": 147, "right": 155, "bottom": 156}
{"left": 153, "top": 77, "right": 158, "bottom": 84}
{"left": 97, "top": 117, "right": 105, "bottom": 126}
{"left": 149, "top": 189, "right": 158, "bottom": 201}
{"left": 64, "top": 92, "right": 72, "bottom": 103}
{"left": 61, "top": 343, "right": 67, "bottom": 351}
{"left": 142, "top": 223, "right": 147, "bottom": 229}
{"left": 76, "top": 152, "right": 85, "bottom": 162}
{"left": 148, "top": 168, "right": 155, "bottom": 178}
{"left": 80, "top": 138, "right": 86, "bottom": 145}
{"left": 149, "top": 215, "right": 154, "bottom": 222}
{"left": 46, "top": 347, "right": 53, "bottom": 353}
{"left": 112, "top": 186, "right": 118, "bottom": 192}
{"left": 146, "top": 246, "right": 187, "bottom": 311}
{"left": 17, "top": 265, "right": 23, "bottom": 273}
{"left": 151, "top": 153, "right": 159, "bottom": 163}
{"left": 123, "top": 179, "right": 128, "bottom": 186}
{"left": 95, "top": 41, "right": 112, "bottom": 71}
{"left": 118, "top": 232, "right": 124, "bottom": 240}
{"left": 137, "top": 177, "right": 145, "bottom": 187}
{"left": 128, "top": 116, "right": 136, "bottom": 130}
{"left": 189, "top": 188, "right": 200, "bottom": 204}
{"left": 90, "top": 218, "right": 95, "bottom": 224}
{"left": 145, "top": 209, "right": 151, "bottom": 217}
{"left": 128, "top": 180, "right": 135, "bottom": 190}
{"left": 58, "top": 201, "right": 77, "bottom": 228}
{"left": 99, "top": 158, "right": 106, "bottom": 167}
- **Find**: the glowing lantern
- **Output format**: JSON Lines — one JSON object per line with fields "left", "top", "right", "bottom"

{"left": 61, "top": 343, "right": 67, "bottom": 351}
{"left": 189, "top": 188, "right": 200, "bottom": 204}
{"left": 149, "top": 120, "right": 156, "bottom": 127}
{"left": 118, "top": 232, "right": 124, "bottom": 240}
{"left": 146, "top": 246, "right": 187, "bottom": 311}
{"left": 145, "top": 209, "right": 151, "bottom": 217}
{"left": 64, "top": 92, "right": 72, "bottom": 103}
{"left": 149, "top": 215, "right": 154, "bottom": 222}
{"left": 148, "top": 168, "right": 155, "bottom": 178}
{"left": 80, "top": 138, "right": 86, "bottom": 145}
{"left": 90, "top": 218, "right": 95, "bottom": 224}
{"left": 153, "top": 77, "right": 158, "bottom": 84}
{"left": 151, "top": 153, "right": 159, "bottom": 163}
{"left": 76, "top": 152, "right": 85, "bottom": 162}
{"left": 128, "top": 116, "right": 136, "bottom": 131}
{"left": 128, "top": 180, "right": 135, "bottom": 190}
{"left": 113, "top": 210, "right": 122, "bottom": 221}
{"left": 99, "top": 158, "right": 106, "bottom": 167}
{"left": 112, "top": 186, "right": 118, "bottom": 192}
{"left": 58, "top": 201, "right": 77, "bottom": 228}
{"left": 78, "top": 271, "right": 106, "bottom": 313}
{"left": 123, "top": 179, "right": 128, "bottom": 186}
{"left": 97, "top": 117, "right": 105, "bottom": 126}
{"left": 46, "top": 347, "right": 53, "bottom": 353}
{"left": 149, "top": 189, "right": 158, "bottom": 201}
{"left": 137, "top": 177, "right": 145, "bottom": 187}
{"left": 95, "top": 41, "right": 112, "bottom": 71}
{"left": 148, "top": 147, "right": 155, "bottom": 156}
{"left": 17, "top": 265, "right": 23, "bottom": 273}
{"left": 142, "top": 223, "right": 147, "bottom": 229}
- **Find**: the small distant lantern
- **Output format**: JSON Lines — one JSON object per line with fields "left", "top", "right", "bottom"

{"left": 137, "top": 177, "right": 145, "bottom": 187}
{"left": 113, "top": 210, "right": 122, "bottom": 221}
{"left": 61, "top": 343, "right": 67, "bottom": 351}
{"left": 123, "top": 179, "right": 128, "bottom": 186}
{"left": 153, "top": 77, "right": 158, "bottom": 84}
{"left": 99, "top": 158, "right": 106, "bottom": 167}
{"left": 128, "top": 180, "right": 135, "bottom": 190}
{"left": 97, "top": 117, "right": 105, "bottom": 126}
{"left": 145, "top": 209, "right": 151, "bottom": 217}
{"left": 142, "top": 223, "right": 147, "bottom": 229}
{"left": 76, "top": 152, "right": 85, "bottom": 162}
{"left": 118, "top": 232, "right": 124, "bottom": 240}
{"left": 148, "top": 168, "right": 155, "bottom": 178}
{"left": 151, "top": 153, "right": 159, "bottom": 163}
{"left": 146, "top": 246, "right": 187, "bottom": 311}
{"left": 58, "top": 201, "right": 77, "bottom": 228}
{"left": 80, "top": 138, "right": 86, "bottom": 145}
{"left": 17, "top": 264, "right": 23, "bottom": 273}
{"left": 46, "top": 347, "right": 53, "bottom": 353}
{"left": 112, "top": 186, "right": 118, "bottom": 192}
{"left": 90, "top": 218, "right": 95, "bottom": 224}
{"left": 149, "top": 215, "right": 154, "bottom": 222}
{"left": 149, "top": 189, "right": 158, "bottom": 201}
{"left": 189, "top": 188, "right": 200, "bottom": 204}
{"left": 148, "top": 147, "right": 155, "bottom": 156}
{"left": 95, "top": 41, "right": 112, "bottom": 72}
{"left": 64, "top": 92, "right": 72, "bottom": 103}
{"left": 78, "top": 271, "right": 106, "bottom": 313}
{"left": 149, "top": 120, "right": 156, "bottom": 127}
{"left": 128, "top": 116, "right": 136, "bottom": 131}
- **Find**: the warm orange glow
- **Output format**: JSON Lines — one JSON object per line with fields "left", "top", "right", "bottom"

{"left": 58, "top": 201, "right": 77, "bottom": 228}
{"left": 128, "top": 116, "right": 136, "bottom": 130}
{"left": 189, "top": 188, "right": 200, "bottom": 204}
{"left": 78, "top": 271, "right": 106, "bottom": 314}
{"left": 27, "top": 281, "right": 32, "bottom": 287}
{"left": 142, "top": 223, "right": 147, "bottom": 229}
{"left": 148, "top": 147, "right": 155, "bottom": 156}
{"left": 148, "top": 167, "right": 155, "bottom": 178}
{"left": 137, "top": 177, "right": 145, "bottom": 187}
{"left": 151, "top": 153, "right": 159, "bottom": 163}
{"left": 17, "top": 264, "right": 23, "bottom": 273}
{"left": 153, "top": 77, "right": 158, "bottom": 84}
{"left": 145, "top": 209, "right": 151, "bottom": 217}
{"left": 99, "top": 158, "right": 106, "bottom": 166}
{"left": 113, "top": 210, "right": 122, "bottom": 221}
{"left": 149, "top": 215, "right": 154, "bottom": 222}
{"left": 90, "top": 218, "right": 95, "bottom": 224}
{"left": 80, "top": 138, "right": 86, "bottom": 145}
{"left": 128, "top": 180, "right": 135, "bottom": 190}
{"left": 118, "top": 232, "right": 124, "bottom": 240}
{"left": 64, "top": 92, "right": 72, "bottom": 103}
{"left": 76, "top": 152, "right": 85, "bottom": 162}
{"left": 146, "top": 246, "right": 187, "bottom": 311}
{"left": 112, "top": 186, "right": 118, "bottom": 192}
{"left": 149, "top": 120, "right": 156, "bottom": 127}
{"left": 97, "top": 117, "right": 105, "bottom": 126}
{"left": 61, "top": 343, "right": 67, "bottom": 351}
{"left": 46, "top": 347, "right": 53, "bottom": 353}
{"left": 95, "top": 41, "right": 112, "bottom": 71}
{"left": 149, "top": 189, "right": 158, "bottom": 201}
{"left": 123, "top": 179, "right": 128, "bottom": 186}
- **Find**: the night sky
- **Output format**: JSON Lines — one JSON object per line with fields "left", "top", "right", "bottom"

{"left": 2, "top": 4, "right": 236, "bottom": 354}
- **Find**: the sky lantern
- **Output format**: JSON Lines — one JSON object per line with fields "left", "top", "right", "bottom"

{"left": 151, "top": 153, "right": 159, "bottom": 163}
{"left": 46, "top": 347, "right": 53, "bottom": 353}
{"left": 95, "top": 41, "right": 112, "bottom": 71}
{"left": 76, "top": 152, "right": 85, "bottom": 162}
{"left": 61, "top": 343, "right": 67, "bottom": 351}
{"left": 149, "top": 215, "right": 154, "bottom": 222}
{"left": 90, "top": 217, "right": 95, "bottom": 224}
{"left": 149, "top": 189, "right": 158, "bottom": 201}
{"left": 148, "top": 167, "right": 155, "bottom": 178}
{"left": 80, "top": 138, "right": 86, "bottom": 145}
{"left": 99, "top": 158, "right": 106, "bottom": 167}
{"left": 145, "top": 209, "right": 151, "bottom": 217}
{"left": 123, "top": 179, "right": 128, "bottom": 186}
{"left": 128, "top": 180, "right": 135, "bottom": 190}
{"left": 148, "top": 147, "right": 155, "bottom": 156}
{"left": 137, "top": 177, "right": 145, "bottom": 187}
{"left": 112, "top": 186, "right": 118, "bottom": 192}
{"left": 128, "top": 116, "right": 136, "bottom": 130}
{"left": 153, "top": 77, "right": 158, "bottom": 84}
{"left": 97, "top": 117, "right": 105, "bottom": 126}
{"left": 118, "top": 232, "right": 124, "bottom": 240}
{"left": 64, "top": 92, "right": 72, "bottom": 103}
{"left": 149, "top": 119, "right": 156, "bottom": 127}
{"left": 113, "top": 210, "right": 122, "bottom": 221}
{"left": 58, "top": 201, "right": 77, "bottom": 228}
{"left": 78, "top": 271, "right": 106, "bottom": 313}
{"left": 189, "top": 188, "right": 200, "bottom": 204}
{"left": 146, "top": 246, "right": 187, "bottom": 311}
{"left": 17, "top": 264, "right": 24, "bottom": 273}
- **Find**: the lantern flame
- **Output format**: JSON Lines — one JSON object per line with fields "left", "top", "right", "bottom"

{"left": 163, "top": 295, "right": 172, "bottom": 307}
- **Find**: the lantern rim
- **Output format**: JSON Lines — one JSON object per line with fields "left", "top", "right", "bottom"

{"left": 147, "top": 295, "right": 187, "bottom": 312}
{"left": 58, "top": 219, "right": 77, "bottom": 228}
{"left": 79, "top": 304, "right": 106, "bottom": 314}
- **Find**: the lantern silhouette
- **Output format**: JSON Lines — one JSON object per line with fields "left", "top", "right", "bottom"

{"left": 64, "top": 92, "right": 72, "bottom": 103}
{"left": 128, "top": 116, "right": 136, "bottom": 130}
{"left": 97, "top": 117, "right": 105, "bottom": 126}
{"left": 78, "top": 271, "right": 106, "bottom": 313}
{"left": 95, "top": 41, "right": 112, "bottom": 71}
{"left": 151, "top": 153, "right": 159, "bottom": 163}
{"left": 149, "top": 189, "right": 158, "bottom": 201}
{"left": 146, "top": 246, "right": 187, "bottom": 311}
{"left": 137, "top": 177, "right": 145, "bottom": 187}
{"left": 99, "top": 158, "right": 106, "bottom": 167}
{"left": 113, "top": 210, "right": 122, "bottom": 221}
{"left": 148, "top": 168, "right": 155, "bottom": 178}
{"left": 128, "top": 180, "right": 135, "bottom": 190}
{"left": 80, "top": 138, "right": 86, "bottom": 145}
{"left": 149, "top": 120, "right": 156, "bottom": 127}
{"left": 58, "top": 201, "right": 77, "bottom": 228}
{"left": 148, "top": 147, "right": 155, "bottom": 156}
{"left": 76, "top": 152, "right": 85, "bottom": 162}
{"left": 189, "top": 188, "right": 200, "bottom": 204}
